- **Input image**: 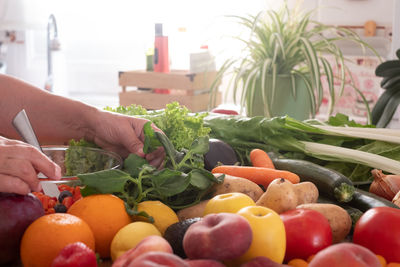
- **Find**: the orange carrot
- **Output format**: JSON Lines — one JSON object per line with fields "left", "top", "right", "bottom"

{"left": 211, "top": 165, "right": 300, "bottom": 188}
{"left": 250, "top": 149, "right": 275, "bottom": 169}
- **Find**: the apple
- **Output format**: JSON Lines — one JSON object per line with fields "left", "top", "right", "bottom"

{"left": 185, "top": 259, "right": 226, "bottom": 267}
{"left": 280, "top": 208, "right": 332, "bottom": 262}
{"left": 0, "top": 193, "right": 44, "bottom": 265}
{"left": 125, "top": 251, "right": 189, "bottom": 267}
{"left": 183, "top": 212, "right": 252, "bottom": 261}
{"left": 112, "top": 235, "right": 173, "bottom": 267}
{"left": 240, "top": 257, "right": 290, "bottom": 267}
{"left": 308, "top": 243, "right": 381, "bottom": 267}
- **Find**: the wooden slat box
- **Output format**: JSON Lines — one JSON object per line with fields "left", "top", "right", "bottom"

{"left": 118, "top": 70, "right": 221, "bottom": 112}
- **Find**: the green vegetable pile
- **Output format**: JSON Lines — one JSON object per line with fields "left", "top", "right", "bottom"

{"left": 77, "top": 122, "right": 223, "bottom": 215}
{"left": 65, "top": 139, "right": 115, "bottom": 176}
{"left": 205, "top": 113, "right": 400, "bottom": 182}
{"left": 105, "top": 102, "right": 211, "bottom": 151}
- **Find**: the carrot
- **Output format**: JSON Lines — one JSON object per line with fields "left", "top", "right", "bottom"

{"left": 250, "top": 149, "right": 275, "bottom": 169}
{"left": 211, "top": 165, "right": 300, "bottom": 188}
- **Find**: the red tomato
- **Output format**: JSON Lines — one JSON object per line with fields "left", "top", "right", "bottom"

{"left": 280, "top": 208, "right": 332, "bottom": 262}
{"left": 210, "top": 108, "right": 239, "bottom": 115}
{"left": 353, "top": 207, "right": 400, "bottom": 263}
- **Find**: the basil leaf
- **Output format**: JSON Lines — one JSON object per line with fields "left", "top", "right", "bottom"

{"left": 123, "top": 153, "right": 148, "bottom": 177}
{"left": 78, "top": 169, "right": 131, "bottom": 194}
{"left": 188, "top": 170, "right": 212, "bottom": 190}
{"left": 151, "top": 169, "right": 191, "bottom": 197}
{"left": 143, "top": 121, "right": 162, "bottom": 153}
{"left": 189, "top": 136, "right": 209, "bottom": 155}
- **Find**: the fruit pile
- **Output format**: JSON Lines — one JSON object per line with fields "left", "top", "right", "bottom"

{"left": 32, "top": 184, "right": 82, "bottom": 214}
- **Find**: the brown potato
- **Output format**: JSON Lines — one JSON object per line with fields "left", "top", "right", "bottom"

{"left": 211, "top": 174, "right": 264, "bottom": 202}
{"left": 293, "top": 181, "right": 319, "bottom": 205}
{"left": 256, "top": 178, "right": 297, "bottom": 214}
{"left": 176, "top": 200, "right": 209, "bottom": 221}
{"left": 297, "top": 203, "right": 352, "bottom": 243}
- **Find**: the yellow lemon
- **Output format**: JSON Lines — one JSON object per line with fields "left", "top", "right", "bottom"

{"left": 134, "top": 200, "right": 179, "bottom": 235}
{"left": 110, "top": 222, "right": 161, "bottom": 261}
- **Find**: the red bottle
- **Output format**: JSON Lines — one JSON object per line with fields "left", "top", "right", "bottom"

{"left": 154, "top": 23, "right": 170, "bottom": 73}
{"left": 153, "top": 23, "right": 170, "bottom": 94}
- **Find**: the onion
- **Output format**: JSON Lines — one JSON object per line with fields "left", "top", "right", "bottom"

{"left": 369, "top": 169, "right": 400, "bottom": 201}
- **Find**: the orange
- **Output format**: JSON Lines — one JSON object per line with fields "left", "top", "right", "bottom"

{"left": 68, "top": 194, "right": 131, "bottom": 258}
{"left": 20, "top": 213, "right": 95, "bottom": 267}
{"left": 288, "top": 258, "right": 309, "bottom": 267}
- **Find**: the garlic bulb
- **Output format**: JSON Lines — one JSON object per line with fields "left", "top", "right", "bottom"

{"left": 369, "top": 169, "right": 400, "bottom": 201}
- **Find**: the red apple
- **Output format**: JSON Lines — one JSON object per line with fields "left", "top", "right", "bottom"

{"left": 280, "top": 208, "right": 332, "bottom": 262}
{"left": 308, "top": 243, "right": 381, "bottom": 267}
{"left": 124, "top": 251, "right": 189, "bottom": 267}
{"left": 112, "top": 235, "right": 173, "bottom": 267}
{"left": 183, "top": 212, "right": 252, "bottom": 261}
{"left": 185, "top": 259, "right": 226, "bottom": 267}
{"left": 0, "top": 193, "right": 44, "bottom": 265}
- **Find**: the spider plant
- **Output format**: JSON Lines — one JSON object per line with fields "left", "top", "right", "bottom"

{"left": 210, "top": 2, "right": 380, "bottom": 120}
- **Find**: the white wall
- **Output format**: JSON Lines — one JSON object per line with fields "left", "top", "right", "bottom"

{"left": 1, "top": 0, "right": 398, "bottom": 108}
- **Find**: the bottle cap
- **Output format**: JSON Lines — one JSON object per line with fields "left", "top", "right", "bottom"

{"left": 155, "top": 23, "right": 163, "bottom": 36}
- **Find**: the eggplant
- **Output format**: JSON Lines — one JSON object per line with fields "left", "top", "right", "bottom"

{"left": 204, "top": 138, "right": 238, "bottom": 171}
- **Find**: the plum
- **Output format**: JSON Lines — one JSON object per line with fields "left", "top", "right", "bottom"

{"left": 0, "top": 193, "right": 44, "bottom": 264}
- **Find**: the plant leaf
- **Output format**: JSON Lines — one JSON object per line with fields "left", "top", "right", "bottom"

{"left": 151, "top": 169, "right": 191, "bottom": 197}
{"left": 78, "top": 169, "right": 131, "bottom": 195}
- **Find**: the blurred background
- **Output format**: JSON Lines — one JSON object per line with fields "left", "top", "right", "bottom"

{"left": 0, "top": 0, "right": 398, "bottom": 113}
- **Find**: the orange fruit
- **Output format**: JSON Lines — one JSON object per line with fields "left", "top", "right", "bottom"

{"left": 68, "top": 194, "right": 131, "bottom": 258}
{"left": 20, "top": 213, "right": 95, "bottom": 267}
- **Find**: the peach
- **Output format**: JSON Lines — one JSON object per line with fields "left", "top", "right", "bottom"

{"left": 185, "top": 259, "right": 226, "bottom": 267}
{"left": 183, "top": 212, "right": 252, "bottom": 261}
{"left": 112, "top": 235, "right": 173, "bottom": 267}
{"left": 123, "top": 251, "right": 189, "bottom": 267}
{"left": 309, "top": 243, "right": 381, "bottom": 267}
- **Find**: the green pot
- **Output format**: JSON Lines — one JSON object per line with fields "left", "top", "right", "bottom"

{"left": 247, "top": 74, "right": 312, "bottom": 120}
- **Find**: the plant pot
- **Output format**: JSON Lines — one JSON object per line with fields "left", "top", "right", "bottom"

{"left": 248, "top": 74, "right": 312, "bottom": 120}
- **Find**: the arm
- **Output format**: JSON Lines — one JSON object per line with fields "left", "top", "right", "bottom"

{"left": 0, "top": 74, "right": 164, "bottom": 194}
{"left": 0, "top": 74, "right": 97, "bottom": 144}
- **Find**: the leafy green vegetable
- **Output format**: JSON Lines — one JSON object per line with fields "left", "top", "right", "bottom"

{"left": 205, "top": 113, "right": 400, "bottom": 181}
{"left": 64, "top": 139, "right": 114, "bottom": 176}
{"left": 78, "top": 122, "right": 223, "bottom": 212}
{"left": 105, "top": 102, "right": 211, "bottom": 151}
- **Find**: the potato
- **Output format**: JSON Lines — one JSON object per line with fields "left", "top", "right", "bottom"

{"left": 256, "top": 178, "right": 297, "bottom": 214}
{"left": 177, "top": 200, "right": 209, "bottom": 221}
{"left": 293, "top": 181, "right": 319, "bottom": 205}
{"left": 297, "top": 203, "right": 352, "bottom": 243}
{"left": 212, "top": 174, "right": 264, "bottom": 201}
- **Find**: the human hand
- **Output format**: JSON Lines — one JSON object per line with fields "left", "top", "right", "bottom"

{"left": 86, "top": 110, "right": 165, "bottom": 167}
{"left": 0, "top": 136, "right": 62, "bottom": 195}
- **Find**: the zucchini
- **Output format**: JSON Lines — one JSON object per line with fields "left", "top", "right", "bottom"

{"left": 272, "top": 158, "right": 355, "bottom": 203}
{"left": 376, "top": 89, "right": 400, "bottom": 128}
{"left": 348, "top": 188, "right": 399, "bottom": 212}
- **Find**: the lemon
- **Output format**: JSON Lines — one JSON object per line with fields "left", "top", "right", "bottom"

{"left": 135, "top": 200, "right": 179, "bottom": 235}
{"left": 110, "top": 221, "right": 161, "bottom": 261}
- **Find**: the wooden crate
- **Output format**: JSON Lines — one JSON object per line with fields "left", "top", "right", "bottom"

{"left": 118, "top": 70, "right": 221, "bottom": 112}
